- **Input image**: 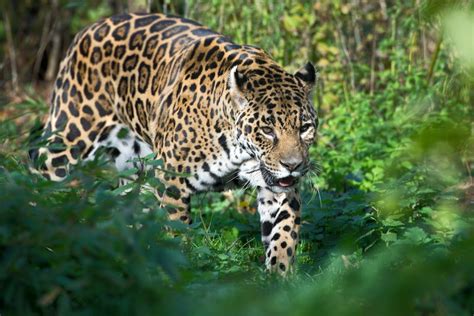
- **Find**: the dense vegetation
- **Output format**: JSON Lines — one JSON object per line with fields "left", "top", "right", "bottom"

{"left": 1, "top": 0, "right": 473, "bottom": 315}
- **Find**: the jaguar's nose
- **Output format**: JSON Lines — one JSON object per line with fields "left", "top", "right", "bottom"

{"left": 280, "top": 158, "right": 303, "bottom": 172}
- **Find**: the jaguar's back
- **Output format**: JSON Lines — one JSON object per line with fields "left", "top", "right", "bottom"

{"left": 30, "top": 13, "right": 318, "bottom": 275}
{"left": 32, "top": 13, "right": 269, "bottom": 180}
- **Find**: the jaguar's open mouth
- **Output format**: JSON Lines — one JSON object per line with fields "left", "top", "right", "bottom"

{"left": 277, "top": 176, "right": 297, "bottom": 188}
{"left": 260, "top": 165, "right": 299, "bottom": 190}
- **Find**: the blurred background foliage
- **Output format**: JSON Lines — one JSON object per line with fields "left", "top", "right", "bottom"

{"left": 0, "top": 0, "right": 473, "bottom": 315}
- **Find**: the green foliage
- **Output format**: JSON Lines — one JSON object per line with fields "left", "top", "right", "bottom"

{"left": 0, "top": 156, "right": 188, "bottom": 314}
{"left": 0, "top": 0, "right": 473, "bottom": 315}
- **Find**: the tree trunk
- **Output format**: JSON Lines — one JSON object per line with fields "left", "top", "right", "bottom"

{"left": 45, "top": 0, "right": 61, "bottom": 81}
{"left": 33, "top": 10, "right": 53, "bottom": 82}
{"left": 45, "top": 21, "right": 61, "bottom": 81}
{"left": 3, "top": 10, "right": 19, "bottom": 93}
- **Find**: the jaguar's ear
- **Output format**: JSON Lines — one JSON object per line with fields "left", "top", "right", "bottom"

{"left": 228, "top": 66, "right": 248, "bottom": 108}
{"left": 295, "top": 62, "right": 317, "bottom": 90}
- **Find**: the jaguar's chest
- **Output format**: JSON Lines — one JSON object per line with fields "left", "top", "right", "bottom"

{"left": 184, "top": 136, "right": 252, "bottom": 192}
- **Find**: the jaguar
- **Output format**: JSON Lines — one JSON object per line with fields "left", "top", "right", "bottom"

{"left": 29, "top": 13, "right": 319, "bottom": 274}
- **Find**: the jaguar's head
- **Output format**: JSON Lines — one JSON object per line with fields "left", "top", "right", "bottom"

{"left": 229, "top": 61, "right": 318, "bottom": 193}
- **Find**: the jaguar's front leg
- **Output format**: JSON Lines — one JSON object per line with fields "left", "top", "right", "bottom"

{"left": 155, "top": 174, "right": 193, "bottom": 224}
{"left": 258, "top": 187, "right": 301, "bottom": 274}
{"left": 160, "top": 190, "right": 192, "bottom": 224}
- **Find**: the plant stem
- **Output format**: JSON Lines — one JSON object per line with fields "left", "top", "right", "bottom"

{"left": 427, "top": 35, "right": 443, "bottom": 84}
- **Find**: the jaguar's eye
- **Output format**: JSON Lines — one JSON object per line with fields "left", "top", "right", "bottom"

{"left": 261, "top": 126, "right": 274, "bottom": 137}
{"left": 300, "top": 124, "right": 312, "bottom": 133}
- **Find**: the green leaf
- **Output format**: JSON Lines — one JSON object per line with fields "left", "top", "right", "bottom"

{"left": 117, "top": 128, "right": 129, "bottom": 139}
{"left": 403, "top": 227, "right": 429, "bottom": 244}
{"left": 118, "top": 168, "right": 139, "bottom": 177}
{"left": 112, "top": 182, "right": 135, "bottom": 195}
{"left": 381, "top": 231, "right": 398, "bottom": 243}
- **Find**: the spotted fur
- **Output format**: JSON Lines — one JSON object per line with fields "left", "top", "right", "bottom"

{"left": 29, "top": 13, "right": 318, "bottom": 274}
